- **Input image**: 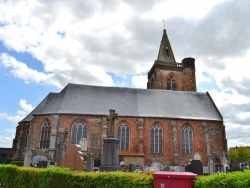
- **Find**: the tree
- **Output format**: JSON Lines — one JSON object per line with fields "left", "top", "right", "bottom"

{"left": 229, "top": 146, "right": 250, "bottom": 162}
{"left": 228, "top": 148, "right": 238, "bottom": 162}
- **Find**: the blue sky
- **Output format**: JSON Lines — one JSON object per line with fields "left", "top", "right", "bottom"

{"left": 1, "top": 0, "right": 250, "bottom": 148}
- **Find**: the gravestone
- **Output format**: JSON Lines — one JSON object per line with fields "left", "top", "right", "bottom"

{"left": 240, "top": 162, "right": 245, "bottom": 170}
{"left": 99, "top": 109, "right": 121, "bottom": 172}
{"left": 129, "top": 163, "right": 143, "bottom": 172}
{"left": 170, "top": 166, "right": 181, "bottom": 172}
{"left": 86, "top": 153, "right": 94, "bottom": 172}
{"left": 208, "top": 159, "right": 215, "bottom": 174}
{"left": 23, "top": 150, "right": 32, "bottom": 166}
{"left": 194, "top": 153, "right": 201, "bottom": 160}
{"left": 162, "top": 165, "right": 170, "bottom": 171}
{"left": 180, "top": 166, "right": 186, "bottom": 172}
{"left": 231, "top": 159, "right": 242, "bottom": 171}
{"left": 189, "top": 160, "right": 203, "bottom": 175}
{"left": 143, "top": 166, "right": 151, "bottom": 173}
{"left": 185, "top": 164, "right": 190, "bottom": 172}
{"left": 152, "top": 162, "right": 161, "bottom": 172}
{"left": 215, "top": 164, "right": 224, "bottom": 172}
{"left": 203, "top": 166, "right": 208, "bottom": 175}
{"left": 32, "top": 156, "right": 48, "bottom": 168}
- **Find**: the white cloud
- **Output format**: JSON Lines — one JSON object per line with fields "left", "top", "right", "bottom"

{"left": 0, "top": 135, "right": 13, "bottom": 148}
{"left": 0, "top": 99, "right": 34, "bottom": 124}
{"left": 142, "top": 0, "right": 226, "bottom": 20}
{"left": 131, "top": 75, "right": 147, "bottom": 89}
{"left": 0, "top": 53, "right": 60, "bottom": 86}
{"left": 0, "top": 113, "right": 22, "bottom": 125}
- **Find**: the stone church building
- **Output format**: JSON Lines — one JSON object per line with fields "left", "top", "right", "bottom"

{"left": 13, "top": 29, "right": 228, "bottom": 169}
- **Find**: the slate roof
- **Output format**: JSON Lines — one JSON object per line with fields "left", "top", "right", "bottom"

{"left": 20, "top": 83, "right": 223, "bottom": 123}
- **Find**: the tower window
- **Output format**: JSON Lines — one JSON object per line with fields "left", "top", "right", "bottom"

{"left": 167, "top": 77, "right": 177, "bottom": 90}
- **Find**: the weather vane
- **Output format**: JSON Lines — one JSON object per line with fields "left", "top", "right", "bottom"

{"left": 163, "top": 19, "right": 165, "bottom": 29}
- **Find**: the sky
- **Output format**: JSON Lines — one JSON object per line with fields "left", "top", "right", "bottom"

{"left": 0, "top": 0, "right": 250, "bottom": 149}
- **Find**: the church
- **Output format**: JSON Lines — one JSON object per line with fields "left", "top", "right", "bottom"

{"left": 13, "top": 29, "right": 228, "bottom": 169}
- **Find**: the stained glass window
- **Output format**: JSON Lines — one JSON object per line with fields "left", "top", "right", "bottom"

{"left": 150, "top": 123, "right": 162, "bottom": 153}
{"left": 182, "top": 124, "right": 193, "bottom": 154}
{"left": 117, "top": 121, "right": 129, "bottom": 151}
{"left": 71, "top": 119, "right": 87, "bottom": 144}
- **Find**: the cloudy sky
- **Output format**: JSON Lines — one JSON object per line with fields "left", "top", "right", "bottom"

{"left": 0, "top": 0, "right": 250, "bottom": 149}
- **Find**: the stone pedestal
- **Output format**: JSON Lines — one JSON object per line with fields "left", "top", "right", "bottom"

{"left": 99, "top": 138, "right": 121, "bottom": 172}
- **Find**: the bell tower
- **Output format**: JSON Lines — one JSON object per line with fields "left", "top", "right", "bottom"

{"left": 147, "top": 29, "right": 196, "bottom": 91}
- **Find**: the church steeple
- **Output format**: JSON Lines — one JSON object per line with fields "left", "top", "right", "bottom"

{"left": 147, "top": 29, "right": 196, "bottom": 91}
{"left": 157, "top": 29, "right": 176, "bottom": 63}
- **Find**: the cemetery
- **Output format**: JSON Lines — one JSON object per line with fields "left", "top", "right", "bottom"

{"left": 2, "top": 110, "right": 250, "bottom": 187}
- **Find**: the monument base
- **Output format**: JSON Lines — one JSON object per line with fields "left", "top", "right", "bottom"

{"left": 99, "top": 165, "right": 121, "bottom": 172}
{"left": 100, "top": 138, "right": 120, "bottom": 172}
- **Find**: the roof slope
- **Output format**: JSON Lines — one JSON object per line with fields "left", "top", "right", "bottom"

{"left": 20, "top": 83, "right": 223, "bottom": 122}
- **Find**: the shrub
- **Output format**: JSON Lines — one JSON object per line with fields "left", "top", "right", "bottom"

{"left": 0, "top": 165, "right": 154, "bottom": 188}
{"left": 195, "top": 170, "right": 250, "bottom": 188}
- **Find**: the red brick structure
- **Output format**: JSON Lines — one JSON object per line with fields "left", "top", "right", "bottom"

{"left": 13, "top": 29, "right": 228, "bottom": 170}
{"left": 0, "top": 148, "right": 16, "bottom": 164}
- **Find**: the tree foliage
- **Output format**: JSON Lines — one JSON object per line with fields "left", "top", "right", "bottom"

{"left": 229, "top": 146, "right": 250, "bottom": 162}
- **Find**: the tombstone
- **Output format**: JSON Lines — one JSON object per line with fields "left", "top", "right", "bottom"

{"left": 203, "top": 166, "right": 208, "bottom": 175}
{"left": 189, "top": 160, "right": 203, "bottom": 175}
{"left": 208, "top": 159, "right": 215, "bottom": 174}
{"left": 185, "top": 164, "right": 190, "bottom": 172}
{"left": 170, "top": 166, "right": 181, "bottom": 172}
{"left": 129, "top": 163, "right": 142, "bottom": 172}
{"left": 194, "top": 153, "right": 201, "bottom": 161}
{"left": 143, "top": 166, "right": 151, "bottom": 173}
{"left": 231, "top": 159, "right": 242, "bottom": 171}
{"left": 23, "top": 150, "right": 32, "bottom": 166}
{"left": 180, "top": 166, "right": 186, "bottom": 172}
{"left": 240, "top": 162, "right": 245, "bottom": 170}
{"left": 86, "top": 153, "right": 94, "bottom": 172}
{"left": 38, "top": 160, "right": 48, "bottom": 168}
{"left": 162, "top": 165, "right": 170, "bottom": 171}
{"left": 215, "top": 164, "right": 224, "bottom": 173}
{"left": 152, "top": 162, "right": 161, "bottom": 172}
{"left": 32, "top": 156, "right": 48, "bottom": 168}
{"left": 223, "top": 164, "right": 229, "bottom": 172}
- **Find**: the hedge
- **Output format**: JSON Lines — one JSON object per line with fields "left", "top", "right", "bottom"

{"left": 0, "top": 165, "right": 153, "bottom": 188}
{"left": 195, "top": 170, "right": 250, "bottom": 188}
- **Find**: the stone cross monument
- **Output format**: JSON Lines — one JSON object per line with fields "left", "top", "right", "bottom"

{"left": 99, "top": 109, "right": 121, "bottom": 172}
{"left": 106, "top": 109, "right": 118, "bottom": 138}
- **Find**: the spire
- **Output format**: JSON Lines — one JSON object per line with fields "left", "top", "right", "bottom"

{"left": 157, "top": 29, "right": 176, "bottom": 63}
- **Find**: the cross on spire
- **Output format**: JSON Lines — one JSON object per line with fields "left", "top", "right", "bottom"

{"left": 163, "top": 19, "right": 165, "bottom": 29}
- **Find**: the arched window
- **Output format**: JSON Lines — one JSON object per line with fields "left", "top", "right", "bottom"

{"left": 167, "top": 76, "right": 176, "bottom": 90}
{"left": 150, "top": 123, "right": 163, "bottom": 153}
{"left": 71, "top": 119, "right": 87, "bottom": 144}
{"left": 182, "top": 124, "right": 193, "bottom": 154}
{"left": 40, "top": 119, "right": 51, "bottom": 149}
{"left": 117, "top": 121, "right": 129, "bottom": 151}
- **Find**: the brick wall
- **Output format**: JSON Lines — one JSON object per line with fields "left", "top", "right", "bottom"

{"left": 16, "top": 114, "right": 226, "bottom": 168}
